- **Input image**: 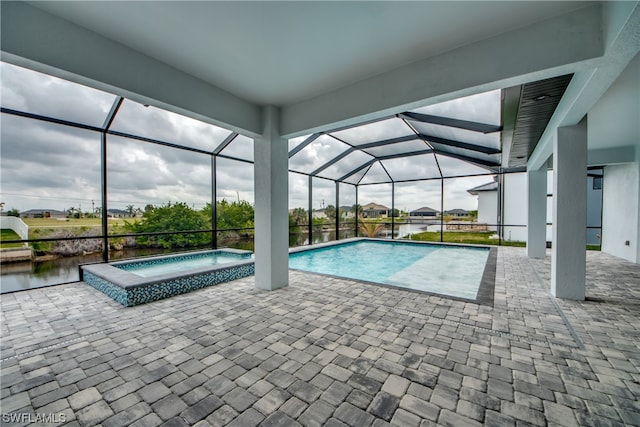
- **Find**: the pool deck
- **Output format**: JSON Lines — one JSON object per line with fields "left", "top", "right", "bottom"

{"left": 1, "top": 247, "right": 639, "bottom": 426}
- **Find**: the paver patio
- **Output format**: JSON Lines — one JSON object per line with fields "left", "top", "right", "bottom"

{"left": 1, "top": 246, "right": 639, "bottom": 426}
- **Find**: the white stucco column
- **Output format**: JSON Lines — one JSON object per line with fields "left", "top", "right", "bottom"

{"left": 551, "top": 117, "right": 587, "bottom": 300}
{"left": 254, "top": 106, "right": 288, "bottom": 290}
{"left": 527, "top": 169, "right": 547, "bottom": 258}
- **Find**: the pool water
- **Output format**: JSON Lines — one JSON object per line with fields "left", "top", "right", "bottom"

{"left": 289, "top": 240, "right": 489, "bottom": 299}
{"left": 117, "top": 252, "right": 249, "bottom": 278}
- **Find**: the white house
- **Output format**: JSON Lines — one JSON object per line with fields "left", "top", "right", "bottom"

{"left": 467, "top": 181, "right": 498, "bottom": 231}
{"left": 470, "top": 171, "right": 604, "bottom": 245}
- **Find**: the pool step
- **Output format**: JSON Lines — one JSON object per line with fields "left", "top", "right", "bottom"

{"left": 386, "top": 247, "right": 486, "bottom": 299}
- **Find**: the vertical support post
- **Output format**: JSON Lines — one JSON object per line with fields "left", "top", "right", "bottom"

{"left": 212, "top": 155, "right": 217, "bottom": 249}
{"left": 308, "top": 176, "right": 313, "bottom": 245}
{"left": 440, "top": 178, "right": 444, "bottom": 242}
{"left": 355, "top": 185, "right": 359, "bottom": 238}
{"left": 527, "top": 169, "right": 547, "bottom": 257}
{"left": 498, "top": 173, "right": 503, "bottom": 246}
{"left": 100, "top": 96, "right": 123, "bottom": 264}
{"left": 100, "top": 132, "right": 109, "bottom": 263}
{"left": 552, "top": 117, "right": 587, "bottom": 300}
{"left": 254, "top": 106, "right": 288, "bottom": 291}
{"left": 335, "top": 182, "right": 340, "bottom": 241}
{"left": 391, "top": 182, "right": 395, "bottom": 239}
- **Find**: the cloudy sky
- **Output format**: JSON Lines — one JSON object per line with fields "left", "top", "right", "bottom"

{"left": 1, "top": 61, "right": 498, "bottom": 215}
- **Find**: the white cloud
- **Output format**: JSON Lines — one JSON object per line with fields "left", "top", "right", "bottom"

{"left": 1, "top": 61, "right": 498, "bottom": 216}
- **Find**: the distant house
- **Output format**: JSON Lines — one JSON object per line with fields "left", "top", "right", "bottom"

{"left": 311, "top": 206, "right": 354, "bottom": 220}
{"left": 362, "top": 202, "right": 389, "bottom": 218}
{"left": 444, "top": 209, "right": 469, "bottom": 218}
{"left": 468, "top": 180, "right": 498, "bottom": 231}
{"left": 410, "top": 206, "right": 439, "bottom": 217}
{"left": 106, "top": 208, "right": 131, "bottom": 218}
{"left": 20, "top": 209, "right": 67, "bottom": 219}
{"left": 339, "top": 206, "right": 355, "bottom": 219}
{"left": 312, "top": 209, "right": 326, "bottom": 219}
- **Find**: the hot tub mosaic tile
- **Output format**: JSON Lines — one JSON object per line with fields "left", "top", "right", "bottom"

{"left": 81, "top": 250, "right": 254, "bottom": 307}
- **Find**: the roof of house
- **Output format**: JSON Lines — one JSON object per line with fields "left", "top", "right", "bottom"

{"left": 362, "top": 202, "right": 389, "bottom": 211}
{"left": 410, "top": 206, "right": 438, "bottom": 213}
{"left": 21, "top": 209, "right": 67, "bottom": 215}
{"left": 467, "top": 181, "right": 498, "bottom": 195}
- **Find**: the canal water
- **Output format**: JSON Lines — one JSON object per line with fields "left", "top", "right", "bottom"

{"left": 1, "top": 225, "right": 425, "bottom": 294}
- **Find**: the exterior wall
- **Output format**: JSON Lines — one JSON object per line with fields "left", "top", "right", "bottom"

{"left": 477, "top": 192, "right": 497, "bottom": 231}
{"left": 0, "top": 216, "right": 29, "bottom": 242}
{"left": 602, "top": 162, "right": 640, "bottom": 263}
{"left": 477, "top": 170, "right": 600, "bottom": 244}
{"left": 589, "top": 55, "right": 639, "bottom": 262}
{"left": 503, "top": 173, "right": 527, "bottom": 241}
{"left": 586, "top": 175, "right": 603, "bottom": 246}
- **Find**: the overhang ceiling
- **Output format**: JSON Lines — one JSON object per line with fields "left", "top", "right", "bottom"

{"left": 504, "top": 75, "right": 574, "bottom": 168}
{"left": 28, "top": 1, "right": 592, "bottom": 106}
{"left": 4, "top": 1, "right": 638, "bottom": 174}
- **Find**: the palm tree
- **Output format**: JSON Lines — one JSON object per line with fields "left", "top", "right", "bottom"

{"left": 359, "top": 221, "right": 386, "bottom": 238}
{"left": 351, "top": 204, "right": 363, "bottom": 218}
{"left": 291, "top": 207, "right": 307, "bottom": 225}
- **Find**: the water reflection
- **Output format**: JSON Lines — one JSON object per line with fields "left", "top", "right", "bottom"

{"left": 1, "top": 253, "right": 102, "bottom": 293}
{"left": 1, "top": 247, "right": 197, "bottom": 294}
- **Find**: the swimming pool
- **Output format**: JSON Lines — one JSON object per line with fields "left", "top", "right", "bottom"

{"left": 289, "top": 239, "right": 495, "bottom": 302}
{"left": 82, "top": 239, "right": 495, "bottom": 306}
{"left": 81, "top": 249, "right": 254, "bottom": 306}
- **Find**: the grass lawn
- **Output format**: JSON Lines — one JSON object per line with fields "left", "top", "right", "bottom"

{"left": 0, "top": 229, "right": 24, "bottom": 248}
{"left": 408, "top": 231, "right": 526, "bottom": 247}
{"left": 23, "top": 217, "right": 132, "bottom": 228}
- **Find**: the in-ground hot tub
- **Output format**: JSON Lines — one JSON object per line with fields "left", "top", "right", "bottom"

{"left": 81, "top": 249, "right": 254, "bottom": 306}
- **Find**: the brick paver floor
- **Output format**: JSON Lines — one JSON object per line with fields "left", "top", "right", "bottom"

{"left": 1, "top": 247, "right": 639, "bottom": 426}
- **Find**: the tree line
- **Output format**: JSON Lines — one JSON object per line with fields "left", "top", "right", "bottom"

{"left": 118, "top": 200, "right": 255, "bottom": 249}
{"left": 119, "top": 201, "right": 370, "bottom": 249}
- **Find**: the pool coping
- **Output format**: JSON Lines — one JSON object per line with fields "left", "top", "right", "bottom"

{"left": 289, "top": 237, "right": 497, "bottom": 306}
